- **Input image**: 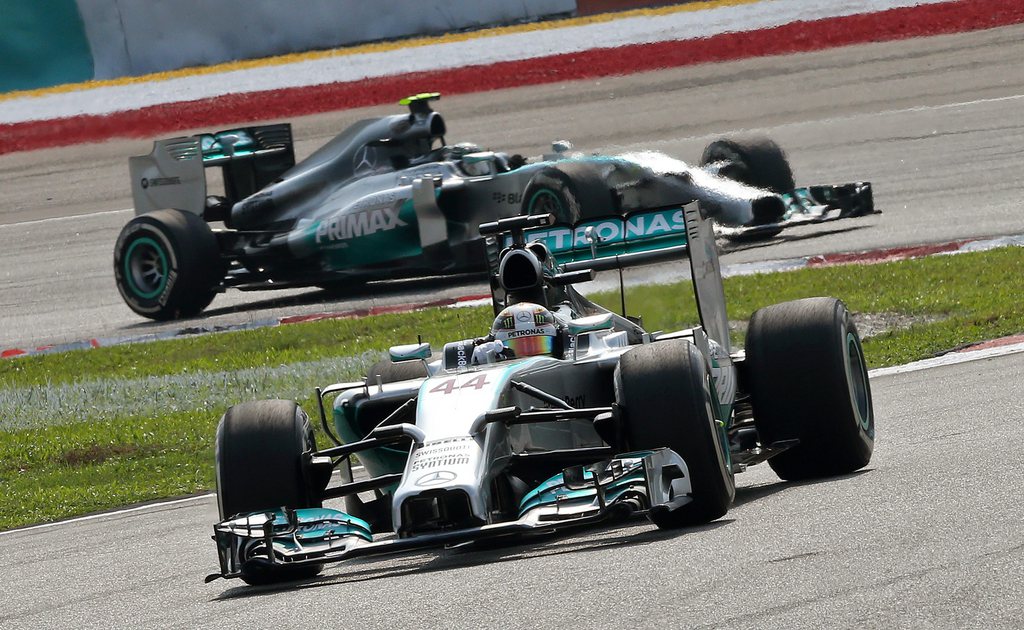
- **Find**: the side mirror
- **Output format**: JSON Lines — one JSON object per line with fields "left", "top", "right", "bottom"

{"left": 566, "top": 313, "right": 614, "bottom": 336}
{"left": 389, "top": 342, "right": 431, "bottom": 363}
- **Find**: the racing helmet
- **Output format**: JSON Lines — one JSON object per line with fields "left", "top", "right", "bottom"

{"left": 490, "top": 303, "right": 559, "bottom": 358}
{"left": 447, "top": 142, "right": 482, "bottom": 158}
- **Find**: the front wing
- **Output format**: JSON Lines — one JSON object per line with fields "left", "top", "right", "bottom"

{"left": 206, "top": 449, "right": 691, "bottom": 582}
{"left": 716, "top": 182, "right": 876, "bottom": 239}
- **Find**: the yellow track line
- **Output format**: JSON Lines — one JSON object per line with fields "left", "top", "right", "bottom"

{"left": 0, "top": 0, "right": 762, "bottom": 103}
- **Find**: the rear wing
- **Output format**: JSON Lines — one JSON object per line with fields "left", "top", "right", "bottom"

{"left": 483, "top": 204, "right": 732, "bottom": 352}
{"left": 514, "top": 207, "right": 688, "bottom": 264}
{"left": 486, "top": 178, "right": 872, "bottom": 350}
{"left": 128, "top": 124, "right": 295, "bottom": 216}
{"left": 511, "top": 181, "right": 874, "bottom": 262}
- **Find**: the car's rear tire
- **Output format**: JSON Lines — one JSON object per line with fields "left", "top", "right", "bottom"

{"left": 616, "top": 339, "right": 735, "bottom": 527}
{"left": 113, "top": 209, "right": 222, "bottom": 320}
{"left": 520, "top": 164, "right": 617, "bottom": 225}
{"left": 700, "top": 137, "right": 793, "bottom": 238}
{"left": 215, "top": 399, "right": 323, "bottom": 584}
{"left": 745, "top": 297, "right": 875, "bottom": 481}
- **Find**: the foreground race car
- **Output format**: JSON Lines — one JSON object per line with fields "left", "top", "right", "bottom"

{"left": 115, "top": 93, "right": 875, "bottom": 321}
{"left": 206, "top": 201, "right": 876, "bottom": 585}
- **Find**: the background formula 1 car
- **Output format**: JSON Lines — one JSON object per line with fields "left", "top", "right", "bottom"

{"left": 116, "top": 93, "right": 875, "bottom": 320}
{"left": 207, "top": 202, "right": 876, "bottom": 586}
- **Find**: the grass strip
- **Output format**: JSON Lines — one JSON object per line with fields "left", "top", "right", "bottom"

{"left": 5, "top": 246, "right": 1021, "bottom": 392}
{"left": 593, "top": 246, "right": 1024, "bottom": 366}
{"left": 0, "top": 246, "right": 1021, "bottom": 530}
{"left": 0, "top": 351, "right": 382, "bottom": 432}
{"left": 0, "top": 307, "right": 491, "bottom": 390}
{"left": 1, "top": 409, "right": 216, "bottom": 527}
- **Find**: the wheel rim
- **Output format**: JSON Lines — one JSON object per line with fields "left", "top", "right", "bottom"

{"left": 124, "top": 236, "right": 169, "bottom": 299}
{"left": 846, "top": 332, "right": 872, "bottom": 432}
{"left": 528, "top": 189, "right": 564, "bottom": 218}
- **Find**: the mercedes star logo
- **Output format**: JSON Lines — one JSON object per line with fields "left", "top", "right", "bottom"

{"left": 415, "top": 470, "right": 457, "bottom": 487}
{"left": 352, "top": 145, "right": 377, "bottom": 175}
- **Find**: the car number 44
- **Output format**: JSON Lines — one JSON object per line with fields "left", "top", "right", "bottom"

{"left": 429, "top": 375, "right": 491, "bottom": 395}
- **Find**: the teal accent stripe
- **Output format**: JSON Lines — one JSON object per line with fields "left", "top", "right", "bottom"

{"left": 0, "top": 0, "right": 94, "bottom": 92}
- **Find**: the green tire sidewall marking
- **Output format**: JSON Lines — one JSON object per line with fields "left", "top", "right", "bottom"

{"left": 124, "top": 236, "right": 168, "bottom": 300}
{"left": 709, "top": 376, "right": 733, "bottom": 475}
{"left": 528, "top": 188, "right": 564, "bottom": 217}
{"left": 706, "top": 355, "right": 732, "bottom": 470}
{"left": 846, "top": 331, "right": 872, "bottom": 433}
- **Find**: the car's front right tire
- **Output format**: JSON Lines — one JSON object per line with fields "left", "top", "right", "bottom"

{"left": 616, "top": 339, "right": 735, "bottom": 527}
{"left": 700, "top": 136, "right": 793, "bottom": 238}
{"left": 215, "top": 399, "right": 323, "bottom": 585}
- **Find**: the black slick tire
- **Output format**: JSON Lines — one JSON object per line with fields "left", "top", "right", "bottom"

{"left": 520, "top": 164, "right": 617, "bottom": 224}
{"left": 700, "top": 137, "right": 794, "bottom": 237}
{"left": 113, "top": 209, "right": 222, "bottom": 320}
{"left": 745, "top": 297, "right": 875, "bottom": 480}
{"left": 701, "top": 137, "right": 795, "bottom": 194}
{"left": 616, "top": 339, "right": 735, "bottom": 527}
{"left": 365, "top": 358, "right": 429, "bottom": 385}
{"left": 215, "top": 399, "right": 323, "bottom": 584}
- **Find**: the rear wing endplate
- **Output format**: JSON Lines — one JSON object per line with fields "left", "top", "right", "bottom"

{"left": 128, "top": 124, "right": 295, "bottom": 216}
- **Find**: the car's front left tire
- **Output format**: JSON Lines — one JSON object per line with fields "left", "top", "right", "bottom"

{"left": 745, "top": 297, "right": 875, "bottom": 481}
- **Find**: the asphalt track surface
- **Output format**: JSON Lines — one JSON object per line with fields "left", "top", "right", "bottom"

{"left": 2, "top": 23, "right": 1024, "bottom": 350}
{"left": 2, "top": 353, "right": 1022, "bottom": 629}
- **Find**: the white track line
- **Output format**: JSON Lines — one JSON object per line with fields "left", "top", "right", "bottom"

{"left": 0, "top": 208, "right": 131, "bottom": 229}
{"left": 869, "top": 341, "right": 1024, "bottom": 377}
{"left": 635, "top": 92, "right": 1024, "bottom": 152}
{"left": 0, "top": 465, "right": 368, "bottom": 535}
{"left": 0, "top": 494, "right": 214, "bottom": 536}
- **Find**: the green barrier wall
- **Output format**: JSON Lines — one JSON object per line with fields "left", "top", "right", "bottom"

{"left": 0, "top": 0, "right": 93, "bottom": 92}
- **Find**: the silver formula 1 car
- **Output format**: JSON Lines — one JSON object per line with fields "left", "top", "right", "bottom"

{"left": 116, "top": 93, "right": 875, "bottom": 320}
{"left": 206, "top": 200, "right": 876, "bottom": 585}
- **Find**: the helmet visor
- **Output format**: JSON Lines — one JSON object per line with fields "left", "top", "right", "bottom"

{"left": 505, "top": 335, "right": 554, "bottom": 358}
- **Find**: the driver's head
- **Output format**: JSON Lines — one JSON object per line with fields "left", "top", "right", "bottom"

{"left": 490, "top": 303, "right": 558, "bottom": 358}
{"left": 447, "top": 142, "right": 481, "bottom": 159}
